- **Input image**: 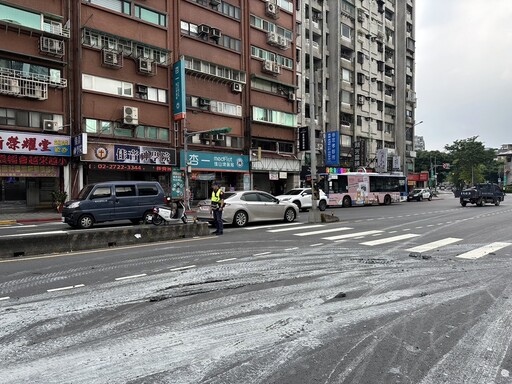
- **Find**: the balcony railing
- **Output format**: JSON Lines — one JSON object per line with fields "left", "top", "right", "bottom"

{"left": 0, "top": 73, "right": 48, "bottom": 100}
{"left": 0, "top": 68, "right": 67, "bottom": 88}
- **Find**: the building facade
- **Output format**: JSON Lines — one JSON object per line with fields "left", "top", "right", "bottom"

{"left": 1, "top": 0, "right": 416, "bottom": 206}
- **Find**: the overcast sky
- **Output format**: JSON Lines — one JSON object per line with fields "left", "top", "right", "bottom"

{"left": 415, "top": 0, "right": 512, "bottom": 151}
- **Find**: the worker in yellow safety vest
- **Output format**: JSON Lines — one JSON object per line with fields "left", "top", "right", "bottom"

{"left": 210, "top": 181, "right": 225, "bottom": 235}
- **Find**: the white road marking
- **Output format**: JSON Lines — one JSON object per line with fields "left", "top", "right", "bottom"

{"left": 114, "top": 274, "right": 147, "bottom": 281}
{"left": 47, "top": 284, "right": 85, "bottom": 292}
{"left": 253, "top": 251, "right": 272, "bottom": 256}
{"left": 323, "top": 230, "right": 384, "bottom": 241}
{"left": 216, "top": 258, "right": 237, "bottom": 263}
{"left": 170, "top": 265, "right": 196, "bottom": 271}
{"left": 268, "top": 224, "right": 324, "bottom": 233}
{"left": 0, "top": 224, "right": 36, "bottom": 230}
{"left": 406, "top": 237, "right": 463, "bottom": 253}
{"left": 361, "top": 233, "right": 420, "bottom": 246}
{"left": 309, "top": 243, "right": 323, "bottom": 247}
{"left": 293, "top": 227, "right": 352, "bottom": 236}
{"left": 0, "top": 296, "right": 10, "bottom": 301}
{"left": 1, "top": 230, "right": 67, "bottom": 237}
{"left": 284, "top": 247, "right": 299, "bottom": 251}
{"left": 244, "top": 222, "right": 302, "bottom": 230}
{"left": 456, "top": 242, "right": 511, "bottom": 260}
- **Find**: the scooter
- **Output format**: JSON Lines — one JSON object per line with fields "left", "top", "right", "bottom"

{"left": 151, "top": 199, "right": 188, "bottom": 225}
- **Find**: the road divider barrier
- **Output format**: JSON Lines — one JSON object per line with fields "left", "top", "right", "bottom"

{"left": 0, "top": 223, "right": 210, "bottom": 258}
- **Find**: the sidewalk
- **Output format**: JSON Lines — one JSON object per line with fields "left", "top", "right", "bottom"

{"left": 0, "top": 203, "right": 62, "bottom": 225}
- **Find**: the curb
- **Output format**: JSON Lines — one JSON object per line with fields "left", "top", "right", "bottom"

{"left": 16, "top": 218, "right": 62, "bottom": 224}
{"left": 0, "top": 220, "right": 16, "bottom": 225}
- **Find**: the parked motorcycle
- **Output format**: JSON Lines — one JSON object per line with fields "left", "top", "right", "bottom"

{"left": 151, "top": 199, "right": 188, "bottom": 225}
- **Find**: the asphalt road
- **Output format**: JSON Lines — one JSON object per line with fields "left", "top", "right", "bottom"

{"left": 1, "top": 194, "right": 512, "bottom": 384}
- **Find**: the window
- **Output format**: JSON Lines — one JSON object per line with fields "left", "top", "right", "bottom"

{"left": 138, "top": 185, "right": 159, "bottom": 196}
{"left": 184, "top": 57, "right": 246, "bottom": 83}
{"left": 341, "top": 134, "right": 352, "bottom": 148}
{"left": 91, "top": 187, "right": 112, "bottom": 199}
{"left": 251, "top": 46, "right": 293, "bottom": 70}
{"left": 210, "top": 101, "right": 242, "bottom": 117}
{"left": 135, "top": 126, "right": 169, "bottom": 141}
{"left": 342, "top": 68, "right": 352, "bottom": 83}
{"left": 341, "top": 90, "right": 352, "bottom": 105}
{"left": 341, "top": 23, "right": 352, "bottom": 40}
{"left": 115, "top": 185, "right": 136, "bottom": 197}
{"left": 252, "top": 107, "right": 296, "bottom": 127}
{"left": 250, "top": 15, "right": 293, "bottom": 40}
{"left": 85, "top": 119, "right": 113, "bottom": 134}
{"left": 86, "top": 0, "right": 131, "bottom": 15}
{"left": 82, "top": 74, "right": 133, "bottom": 97}
{"left": 0, "top": 3, "right": 41, "bottom": 30}
{"left": 134, "top": 5, "right": 166, "bottom": 27}
{"left": 0, "top": 108, "right": 62, "bottom": 128}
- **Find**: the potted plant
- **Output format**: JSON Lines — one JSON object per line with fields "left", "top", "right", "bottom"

{"left": 51, "top": 190, "right": 68, "bottom": 213}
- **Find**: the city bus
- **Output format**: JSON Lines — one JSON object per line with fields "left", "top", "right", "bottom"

{"left": 317, "top": 168, "right": 406, "bottom": 207}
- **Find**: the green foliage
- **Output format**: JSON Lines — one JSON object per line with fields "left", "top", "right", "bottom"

{"left": 51, "top": 190, "right": 68, "bottom": 204}
{"left": 444, "top": 136, "right": 498, "bottom": 188}
{"left": 414, "top": 150, "right": 453, "bottom": 184}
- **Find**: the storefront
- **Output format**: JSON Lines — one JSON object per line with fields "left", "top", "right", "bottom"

{"left": 0, "top": 130, "right": 70, "bottom": 207}
{"left": 251, "top": 153, "right": 300, "bottom": 195}
{"left": 407, "top": 171, "right": 429, "bottom": 189}
{"left": 180, "top": 150, "right": 249, "bottom": 201}
{"left": 81, "top": 141, "right": 176, "bottom": 195}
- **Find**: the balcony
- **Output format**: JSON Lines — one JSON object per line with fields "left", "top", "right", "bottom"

{"left": 0, "top": 68, "right": 67, "bottom": 88}
{"left": 0, "top": 74, "right": 48, "bottom": 100}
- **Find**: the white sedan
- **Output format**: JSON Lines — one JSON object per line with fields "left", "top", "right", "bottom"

{"left": 275, "top": 188, "right": 328, "bottom": 211}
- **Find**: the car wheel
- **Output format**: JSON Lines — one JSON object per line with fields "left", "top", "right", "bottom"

{"left": 77, "top": 214, "right": 94, "bottom": 229}
{"left": 318, "top": 200, "right": 327, "bottom": 211}
{"left": 293, "top": 200, "right": 302, "bottom": 211}
{"left": 384, "top": 195, "right": 392, "bottom": 205}
{"left": 342, "top": 196, "right": 352, "bottom": 208}
{"left": 152, "top": 215, "right": 163, "bottom": 226}
{"left": 495, "top": 198, "right": 500, "bottom": 206}
{"left": 428, "top": 196, "right": 432, "bottom": 201}
{"left": 418, "top": 196, "right": 422, "bottom": 201}
{"left": 284, "top": 208, "right": 296, "bottom": 223}
{"left": 233, "top": 210, "right": 248, "bottom": 227}
{"left": 461, "top": 201, "right": 467, "bottom": 207}
{"left": 142, "top": 210, "right": 153, "bottom": 224}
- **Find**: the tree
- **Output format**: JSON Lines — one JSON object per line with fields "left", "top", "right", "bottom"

{"left": 444, "top": 136, "right": 497, "bottom": 188}
{"left": 414, "top": 150, "right": 453, "bottom": 185}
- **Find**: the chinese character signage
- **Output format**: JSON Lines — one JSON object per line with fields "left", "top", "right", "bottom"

{"left": 0, "top": 154, "right": 69, "bottom": 166}
{"left": 173, "top": 58, "right": 186, "bottom": 121}
{"left": 82, "top": 142, "right": 176, "bottom": 165}
{"left": 353, "top": 139, "right": 366, "bottom": 169}
{"left": 0, "top": 130, "right": 71, "bottom": 157}
{"left": 325, "top": 131, "right": 339, "bottom": 166}
{"left": 72, "top": 133, "right": 88, "bottom": 156}
{"left": 180, "top": 150, "right": 249, "bottom": 172}
{"left": 171, "top": 169, "right": 184, "bottom": 199}
{"left": 298, "top": 127, "right": 309, "bottom": 151}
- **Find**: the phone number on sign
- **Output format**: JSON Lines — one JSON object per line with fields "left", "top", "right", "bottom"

{"left": 89, "top": 163, "right": 173, "bottom": 172}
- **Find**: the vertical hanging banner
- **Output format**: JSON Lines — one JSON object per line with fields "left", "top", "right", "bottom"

{"left": 173, "top": 58, "right": 186, "bottom": 121}
{"left": 325, "top": 131, "right": 339, "bottom": 166}
{"left": 298, "top": 127, "right": 310, "bottom": 151}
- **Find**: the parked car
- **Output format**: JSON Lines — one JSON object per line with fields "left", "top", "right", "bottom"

{"left": 62, "top": 181, "right": 165, "bottom": 229}
{"left": 407, "top": 188, "right": 432, "bottom": 202}
{"left": 196, "top": 190, "right": 298, "bottom": 227}
{"left": 275, "top": 188, "right": 328, "bottom": 211}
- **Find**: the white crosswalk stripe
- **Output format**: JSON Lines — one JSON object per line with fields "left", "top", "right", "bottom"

{"left": 456, "top": 242, "right": 511, "bottom": 260}
{"left": 267, "top": 224, "right": 324, "bottom": 233}
{"left": 406, "top": 237, "right": 463, "bottom": 253}
{"left": 322, "top": 230, "right": 384, "bottom": 241}
{"left": 360, "top": 233, "right": 420, "bottom": 246}
{"left": 293, "top": 227, "right": 353, "bottom": 237}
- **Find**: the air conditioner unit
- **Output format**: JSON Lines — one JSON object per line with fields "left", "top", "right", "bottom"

{"left": 277, "top": 36, "right": 289, "bottom": 49}
{"left": 199, "top": 98, "right": 211, "bottom": 107}
{"left": 267, "top": 31, "right": 279, "bottom": 45}
{"left": 123, "top": 106, "right": 139, "bottom": 125}
{"left": 43, "top": 120, "right": 59, "bottom": 131}
{"left": 40, "top": 36, "right": 64, "bottom": 56}
{"left": 138, "top": 58, "right": 153, "bottom": 73}
{"left": 272, "top": 62, "right": 281, "bottom": 74}
{"left": 34, "top": 85, "right": 45, "bottom": 100}
{"left": 231, "top": 83, "right": 242, "bottom": 93}
{"left": 1, "top": 79, "right": 21, "bottom": 95}
{"left": 357, "top": 95, "right": 365, "bottom": 105}
{"left": 357, "top": 10, "right": 365, "bottom": 22}
{"left": 266, "top": 2, "right": 279, "bottom": 18}
{"left": 288, "top": 91, "right": 296, "bottom": 101}
{"left": 212, "top": 134, "right": 225, "bottom": 141}
{"left": 136, "top": 84, "right": 148, "bottom": 94}
{"left": 210, "top": 28, "right": 222, "bottom": 39}
{"left": 263, "top": 60, "right": 273, "bottom": 72}
{"left": 102, "top": 50, "right": 122, "bottom": 67}
{"left": 198, "top": 24, "right": 210, "bottom": 35}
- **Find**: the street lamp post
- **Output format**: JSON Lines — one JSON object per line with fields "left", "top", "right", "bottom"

{"left": 403, "top": 120, "right": 423, "bottom": 173}
{"left": 182, "top": 126, "right": 231, "bottom": 210}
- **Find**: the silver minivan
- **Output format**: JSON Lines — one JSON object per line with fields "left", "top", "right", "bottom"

{"left": 62, "top": 181, "right": 165, "bottom": 229}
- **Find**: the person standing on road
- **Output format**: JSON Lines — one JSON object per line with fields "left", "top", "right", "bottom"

{"left": 211, "top": 181, "right": 225, "bottom": 235}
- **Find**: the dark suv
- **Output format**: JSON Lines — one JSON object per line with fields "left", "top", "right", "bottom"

{"left": 459, "top": 183, "right": 504, "bottom": 207}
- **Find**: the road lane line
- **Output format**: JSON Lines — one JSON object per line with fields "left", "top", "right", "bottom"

{"left": 456, "top": 242, "right": 511, "bottom": 260}
{"left": 253, "top": 252, "right": 272, "bottom": 256}
{"left": 114, "top": 274, "right": 147, "bottom": 281}
{"left": 1, "top": 230, "right": 67, "bottom": 238}
{"left": 216, "top": 258, "right": 237, "bottom": 263}
{"left": 244, "top": 222, "right": 302, "bottom": 230}
{"left": 407, "top": 237, "right": 463, "bottom": 253}
{"left": 323, "top": 230, "right": 384, "bottom": 241}
{"left": 284, "top": 247, "right": 299, "bottom": 251}
{"left": 268, "top": 224, "right": 324, "bottom": 233}
{"left": 360, "top": 233, "right": 420, "bottom": 246}
{"left": 0, "top": 296, "right": 10, "bottom": 301}
{"left": 309, "top": 243, "right": 323, "bottom": 247}
{"left": 169, "top": 265, "right": 196, "bottom": 271}
{"left": 47, "top": 284, "right": 85, "bottom": 292}
{"left": 293, "top": 227, "right": 352, "bottom": 236}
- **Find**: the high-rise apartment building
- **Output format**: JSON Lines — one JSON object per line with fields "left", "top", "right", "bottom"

{"left": 297, "top": 0, "right": 417, "bottom": 176}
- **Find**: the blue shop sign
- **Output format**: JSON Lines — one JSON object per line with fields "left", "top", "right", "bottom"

{"left": 180, "top": 151, "right": 249, "bottom": 172}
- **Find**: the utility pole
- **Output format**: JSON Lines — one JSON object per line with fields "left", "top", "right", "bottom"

{"left": 308, "top": 8, "right": 319, "bottom": 223}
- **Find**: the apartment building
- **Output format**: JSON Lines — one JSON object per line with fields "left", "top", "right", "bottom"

{"left": 1, "top": 0, "right": 298, "bottom": 205}
{"left": 297, "top": 0, "right": 417, "bottom": 177}
{"left": 0, "top": 0, "right": 71, "bottom": 205}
